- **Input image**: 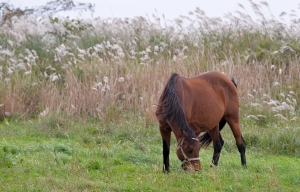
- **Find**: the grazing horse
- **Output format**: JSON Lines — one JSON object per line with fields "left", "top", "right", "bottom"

{"left": 156, "top": 71, "right": 246, "bottom": 172}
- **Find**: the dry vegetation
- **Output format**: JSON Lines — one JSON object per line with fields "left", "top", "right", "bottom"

{"left": 0, "top": 1, "right": 300, "bottom": 124}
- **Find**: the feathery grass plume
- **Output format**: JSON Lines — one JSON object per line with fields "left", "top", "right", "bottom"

{"left": 0, "top": 0, "right": 300, "bottom": 123}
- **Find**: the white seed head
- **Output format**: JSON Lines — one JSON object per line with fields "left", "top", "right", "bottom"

{"left": 103, "top": 76, "right": 109, "bottom": 83}
{"left": 273, "top": 82, "right": 280, "bottom": 87}
{"left": 52, "top": 75, "right": 59, "bottom": 82}
{"left": 118, "top": 77, "right": 124, "bottom": 82}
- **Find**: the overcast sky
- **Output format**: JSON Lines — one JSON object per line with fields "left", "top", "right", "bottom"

{"left": 5, "top": 0, "right": 300, "bottom": 21}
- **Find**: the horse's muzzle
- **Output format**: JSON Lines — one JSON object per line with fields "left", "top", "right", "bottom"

{"left": 182, "top": 161, "right": 202, "bottom": 171}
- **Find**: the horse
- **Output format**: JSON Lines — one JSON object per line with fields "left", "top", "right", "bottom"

{"left": 155, "top": 71, "right": 246, "bottom": 172}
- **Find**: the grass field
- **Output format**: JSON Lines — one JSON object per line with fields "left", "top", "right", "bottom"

{"left": 1, "top": 113, "right": 300, "bottom": 191}
{"left": 1, "top": 1, "right": 300, "bottom": 191}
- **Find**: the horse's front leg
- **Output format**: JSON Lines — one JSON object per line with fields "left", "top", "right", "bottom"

{"left": 208, "top": 125, "right": 223, "bottom": 167}
{"left": 159, "top": 124, "right": 172, "bottom": 172}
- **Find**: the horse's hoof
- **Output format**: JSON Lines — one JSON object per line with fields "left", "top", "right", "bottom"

{"left": 210, "top": 162, "right": 217, "bottom": 168}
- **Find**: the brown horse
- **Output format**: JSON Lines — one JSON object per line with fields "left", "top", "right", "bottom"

{"left": 156, "top": 71, "right": 246, "bottom": 172}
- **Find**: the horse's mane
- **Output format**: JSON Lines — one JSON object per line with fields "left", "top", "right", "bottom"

{"left": 157, "top": 73, "right": 196, "bottom": 138}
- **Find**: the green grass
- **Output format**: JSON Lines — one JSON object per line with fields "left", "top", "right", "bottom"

{"left": 1, "top": 113, "right": 299, "bottom": 191}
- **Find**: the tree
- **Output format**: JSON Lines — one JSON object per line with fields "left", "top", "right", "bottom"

{"left": 0, "top": 0, "right": 94, "bottom": 26}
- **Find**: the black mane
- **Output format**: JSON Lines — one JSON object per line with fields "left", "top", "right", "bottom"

{"left": 157, "top": 73, "right": 196, "bottom": 138}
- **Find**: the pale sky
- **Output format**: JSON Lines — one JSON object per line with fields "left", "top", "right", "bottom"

{"left": 5, "top": 0, "right": 300, "bottom": 21}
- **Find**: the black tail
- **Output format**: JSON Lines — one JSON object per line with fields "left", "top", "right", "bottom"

{"left": 156, "top": 73, "right": 196, "bottom": 138}
{"left": 199, "top": 77, "right": 238, "bottom": 148}
{"left": 231, "top": 77, "right": 237, "bottom": 88}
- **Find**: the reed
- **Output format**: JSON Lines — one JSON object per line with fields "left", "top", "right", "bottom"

{"left": 0, "top": 1, "right": 299, "bottom": 125}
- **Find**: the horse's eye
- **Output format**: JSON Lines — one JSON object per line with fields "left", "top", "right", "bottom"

{"left": 187, "top": 148, "right": 193, "bottom": 153}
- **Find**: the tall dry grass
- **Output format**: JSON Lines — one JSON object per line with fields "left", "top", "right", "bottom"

{"left": 0, "top": 1, "right": 300, "bottom": 124}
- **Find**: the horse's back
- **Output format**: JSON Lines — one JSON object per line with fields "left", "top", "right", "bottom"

{"left": 198, "top": 72, "right": 240, "bottom": 116}
{"left": 175, "top": 72, "right": 239, "bottom": 131}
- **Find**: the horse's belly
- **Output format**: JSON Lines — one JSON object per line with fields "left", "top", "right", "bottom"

{"left": 186, "top": 105, "right": 224, "bottom": 134}
{"left": 188, "top": 117, "right": 220, "bottom": 133}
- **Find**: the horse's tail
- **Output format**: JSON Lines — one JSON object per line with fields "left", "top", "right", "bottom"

{"left": 231, "top": 77, "right": 237, "bottom": 88}
{"left": 156, "top": 73, "right": 196, "bottom": 138}
{"left": 198, "top": 132, "right": 212, "bottom": 148}
{"left": 198, "top": 118, "right": 227, "bottom": 148}
{"left": 199, "top": 77, "right": 238, "bottom": 148}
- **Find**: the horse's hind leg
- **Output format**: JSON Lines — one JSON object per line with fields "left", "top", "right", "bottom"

{"left": 159, "top": 123, "right": 172, "bottom": 172}
{"left": 225, "top": 117, "right": 246, "bottom": 166}
{"left": 219, "top": 118, "right": 226, "bottom": 147}
{"left": 219, "top": 133, "right": 224, "bottom": 148}
{"left": 219, "top": 117, "right": 227, "bottom": 131}
{"left": 208, "top": 125, "right": 223, "bottom": 167}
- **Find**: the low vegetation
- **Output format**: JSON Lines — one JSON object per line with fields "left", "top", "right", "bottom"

{"left": 1, "top": 114, "right": 299, "bottom": 191}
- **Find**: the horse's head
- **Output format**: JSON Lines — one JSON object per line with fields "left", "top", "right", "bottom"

{"left": 176, "top": 136, "right": 202, "bottom": 171}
